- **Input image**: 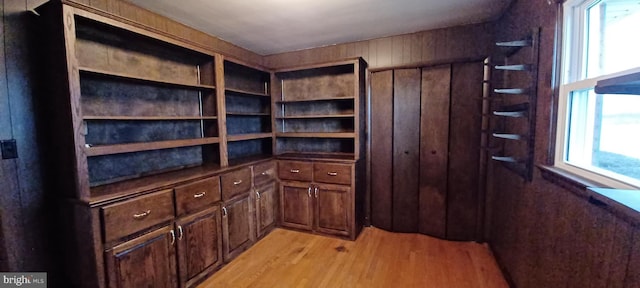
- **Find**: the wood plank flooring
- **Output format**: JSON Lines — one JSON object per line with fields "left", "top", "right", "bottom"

{"left": 198, "top": 227, "right": 509, "bottom": 288}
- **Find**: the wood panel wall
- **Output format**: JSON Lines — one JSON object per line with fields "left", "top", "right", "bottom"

{"left": 264, "top": 23, "right": 495, "bottom": 70}
{"left": 62, "top": 0, "right": 263, "bottom": 65}
{"left": 0, "top": 0, "right": 49, "bottom": 272}
{"left": 486, "top": 1, "right": 640, "bottom": 287}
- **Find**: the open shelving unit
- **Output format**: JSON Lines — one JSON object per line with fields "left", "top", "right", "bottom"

{"left": 273, "top": 59, "right": 366, "bottom": 159}
{"left": 223, "top": 59, "right": 273, "bottom": 164}
{"left": 73, "top": 14, "right": 222, "bottom": 191}
{"left": 486, "top": 28, "right": 540, "bottom": 181}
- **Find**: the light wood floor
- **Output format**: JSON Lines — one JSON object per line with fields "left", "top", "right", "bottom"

{"left": 198, "top": 227, "right": 508, "bottom": 288}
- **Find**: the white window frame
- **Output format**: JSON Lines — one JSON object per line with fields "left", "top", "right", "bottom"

{"left": 555, "top": 0, "right": 640, "bottom": 190}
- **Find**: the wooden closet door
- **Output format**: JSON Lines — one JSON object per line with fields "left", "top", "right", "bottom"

{"left": 392, "top": 69, "right": 421, "bottom": 233}
{"left": 419, "top": 65, "right": 452, "bottom": 238}
{"left": 370, "top": 70, "right": 394, "bottom": 231}
{"left": 447, "top": 62, "right": 484, "bottom": 240}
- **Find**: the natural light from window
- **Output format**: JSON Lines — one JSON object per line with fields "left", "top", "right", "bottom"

{"left": 559, "top": 0, "right": 640, "bottom": 189}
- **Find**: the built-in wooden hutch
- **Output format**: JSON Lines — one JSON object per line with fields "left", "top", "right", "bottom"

{"left": 39, "top": 2, "right": 366, "bottom": 287}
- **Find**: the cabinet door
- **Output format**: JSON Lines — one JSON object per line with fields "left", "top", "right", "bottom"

{"left": 315, "top": 184, "right": 351, "bottom": 237}
{"left": 222, "top": 193, "right": 255, "bottom": 262}
{"left": 176, "top": 206, "right": 223, "bottom": 288}
{"left": 256, "top": 181, "right": 278, "bottom": 239}
{"left": 105, "top": 226, "right": 177, "bottom": 288}
{"left": 280, "top": 181, "right": 313, "bottom": 231}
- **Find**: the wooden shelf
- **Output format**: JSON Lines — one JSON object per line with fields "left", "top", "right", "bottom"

{"left": 276, "top": 152, "right": 356, "bottom": 162}
{"left": 275, "top": 114, "right": 355, "bottom": 119}
{"left": 79, "top": 67, "right": 216, "bottom": 91}
{"left": 227, "top": 133, "right": 273, "bottom": 142}
{"left": 83, "top": 116, "right": 218, "bottom": 121}
{"left": 276, "top": 97, "right": 355, "bottom": 103}
{"left": 226, "top": 87, "right": 269, "bottom": 97}
{"left": 276, "top": 132, "right": 355, "bottom": 139}
{"left": 226, "top": 112, "right": 271, "bottom": 116}
{"left": 85, "top": 137, "right": 219, "bottom": 157}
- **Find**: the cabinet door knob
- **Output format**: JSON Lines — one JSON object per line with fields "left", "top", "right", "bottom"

{"left": 290, "top": 169, "right": 300, "bottom": 173}
{"left": 222, "top": 207, "right": 228, "bottom": 216}
{"left": 256, "top": 191, "right": 261, "bottom": 200}
{"left": 314, "top": 187, "right": 318, "bottom": 198}
{"left": 233, "top": 180, "right": 243, "bottom": 185}
{"left": 327, "top": 172, "right": 338, "bottom": 176}
{"left": 308, "top": 187, "right": 312, "bottom": 198}
{"left": 261, "top": 172, "right": 269, "bottom": 176}
{"left": 169, "top": 230, "right": 175, "bottom": 245}
{"left": 193, "top": 191, "right": 206, "bottom": 198}
{"left": 133, "top": 210, "right": 151, "bottom": 219}
{"left": 177, "top": 225, "right": 184, "bottom": 241}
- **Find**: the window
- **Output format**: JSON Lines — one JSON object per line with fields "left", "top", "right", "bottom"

{"left": 557, "top": 0, "right": 640, "bottom": 189}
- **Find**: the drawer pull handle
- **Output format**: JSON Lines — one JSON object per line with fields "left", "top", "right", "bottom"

{"left": 177, "top": 225, "right": 184, "bottom": 241}
{"left": 133, "top": 210, "right": 151, "bottom": 219}
{"left": 193, "top": 192, "right": 206, "bottom": 198}
{"left": 327, "top": 172, "right": 338, "bottom": 176}
{"left": 256, "top": 191, "right": 261, "bottom": 200}
{"left": 169, "top": 230, "right": 175, "bottom": 245}
{"left": 233, "top": 180, "right": 243, "bottom": 185}
{"left": 261, "top": 172, "right": 269, "bottom": 176}
{"left": 290, "top": 169, "right": 300, "bottom": 173}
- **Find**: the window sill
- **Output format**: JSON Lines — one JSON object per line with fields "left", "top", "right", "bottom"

{"left": 538, "top": 165, "right": 640, "bottom": 226}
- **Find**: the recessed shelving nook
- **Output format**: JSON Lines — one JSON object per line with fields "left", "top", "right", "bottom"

{"left": 72, "top": 14, "right": 222, "bottom": 191}
{"left": 223, "top": 60, "right": 273, "bottom": 165}
{"left": 273, "top": 59, "right": 366, "bottom": 159}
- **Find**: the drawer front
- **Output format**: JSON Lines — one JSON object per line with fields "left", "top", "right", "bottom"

{"left": 102, "top": 189, "right": 175, "bottom": 243}
{"left": 313, "top": 163, "right": 352, "bottom": 185}
{"left": 221, "top": 167, "right": 252, "bottom": 200}
{"left": 278, "top": 161, "right": 313, "bottom": 182}
{"left": 175, "top": 177, "right": 221, "bottom": 217}
{"left": 253, "top": 161, "right": 277, "bottom": 186}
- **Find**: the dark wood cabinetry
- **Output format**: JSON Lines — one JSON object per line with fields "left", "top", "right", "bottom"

{"left": 279, "top": 159, "right": 361, "bottom": 239}
{"left": 105, "top": 226, "right": 178, "bottom": 288}
{"left": 280, "top": 181, "right": 314, "bottom": 231}
{"left": 255, "top": 181, "right": 278, "bottom": 238}
{"left": 221, "top": 191, "right": 256, "bottom": 262}
{"left": 175, "top": 206, "right": 223, "bottom": 288}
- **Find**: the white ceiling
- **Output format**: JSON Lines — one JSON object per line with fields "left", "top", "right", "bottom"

{"left": 127, "top": 0, "right": 511, "bottom": 55}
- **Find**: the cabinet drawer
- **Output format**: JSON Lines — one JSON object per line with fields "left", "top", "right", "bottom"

{"left": 175, "top": 177, "right": 221, "bottom": 217}
{"left": 253, "top": 161, "right": 277, "bottom": 186}
{"left": 278, "top": 161, "right": 313, "bottom": 182}
{"left": 313, "top": 163, "right": 352, "bottom": 185}
{"left": 221, "top": 167, "right": 252, "bottom": 200}
{"left": 102, "top": 189, "right": 175, "bottom": 243}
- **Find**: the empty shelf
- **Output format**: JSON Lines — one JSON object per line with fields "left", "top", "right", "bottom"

{"left": 495, "top": 39, "right": 532, "bottom": 47}
{"left": 491, "top": 156, "right": 521, "bottom": 163}
{"left": 494, "top": 88, "right": 528, "bottom": 95}
{"left": 492, "top": 133, "right": 525, "bottom": 141}
{"left": 495, "top": 64, "right": 530, "bottom": 71}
